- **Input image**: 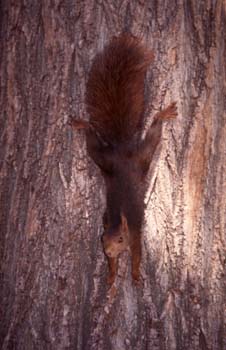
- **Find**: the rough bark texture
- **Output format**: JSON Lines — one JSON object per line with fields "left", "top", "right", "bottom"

{"left": 0, "top": 1, "right": 225, "bottom": 349}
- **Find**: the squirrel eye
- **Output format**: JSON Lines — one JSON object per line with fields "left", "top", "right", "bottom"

{"left": 118, "top": 236, "right": 123, "bottom": 243}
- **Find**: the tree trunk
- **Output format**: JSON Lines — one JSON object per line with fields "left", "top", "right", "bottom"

{"left": 0, "top": 1, "right": 225, "bottom": 349}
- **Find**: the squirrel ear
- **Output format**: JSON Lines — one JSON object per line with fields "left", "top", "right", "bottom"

{"left": 121, "top": 214, "right": 128, "bottom": 233}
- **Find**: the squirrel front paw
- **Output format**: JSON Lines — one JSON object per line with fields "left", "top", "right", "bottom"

{"left": 107, "top": 272, "right": 116, "bottom": 286}
{"left": 132, "top": 269, "right": 144, "bottom": 287}
{"left": 132, "top": 268, "right": 140, "bottom": 283}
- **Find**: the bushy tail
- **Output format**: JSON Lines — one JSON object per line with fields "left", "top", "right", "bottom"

{"left": 86, "top": 34, "right": 154, "bottom": 143}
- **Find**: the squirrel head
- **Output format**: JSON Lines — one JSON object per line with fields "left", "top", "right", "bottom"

{"left": 102, "top": 215, "right": 129, "bottom": 258}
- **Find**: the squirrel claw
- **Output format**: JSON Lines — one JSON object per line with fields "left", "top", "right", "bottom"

{"left": 154, "top": 102, "right": 178, "bottom": 120}
{"left": 132, "top": 273, "right": 143, "bottom": 287}
{"left": 132, "top": 270, "right": 140, "bottom": 283}
{"left": 165, "top": 102, "right": 178, "bottom": 119}
{"left": 69, "top": 117, "right": 90, "bottom": 130}
{"left": 132, "top": 268, "right": 144, "bottom": 287}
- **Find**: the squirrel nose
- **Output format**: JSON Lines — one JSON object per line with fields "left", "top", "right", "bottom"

{"left": 105, "top": 249, "right": 112, "bottom": 257}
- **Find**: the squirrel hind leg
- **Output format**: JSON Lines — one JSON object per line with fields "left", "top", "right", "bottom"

{"left": 154, "top": 102, "right": 178, "bottom": 120}
{"left": 69, "top": 117, "right": 90, "bottom": 130}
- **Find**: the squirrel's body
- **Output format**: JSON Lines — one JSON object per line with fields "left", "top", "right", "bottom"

{"left": 71, "top": 34, "right": 177, "bottom": 285}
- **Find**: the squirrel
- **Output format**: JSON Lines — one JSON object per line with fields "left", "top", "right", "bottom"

{"left": 70, "top": 33, "right": 177, "bottom": 286}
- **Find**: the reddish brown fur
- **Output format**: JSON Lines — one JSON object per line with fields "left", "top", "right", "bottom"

{"left": 70, "top": 34, "right": 177, "bottom": 286}
{"left": 86, "top": 34, "right": 154, "bottom": 143}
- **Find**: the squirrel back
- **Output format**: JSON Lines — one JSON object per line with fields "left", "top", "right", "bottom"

{"left": 86, "top": 34, "right": 154, "bottom": 143}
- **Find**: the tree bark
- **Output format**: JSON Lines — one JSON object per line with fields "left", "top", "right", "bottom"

{"left": 0, "top": 1, "right": 225, "bottom": 349}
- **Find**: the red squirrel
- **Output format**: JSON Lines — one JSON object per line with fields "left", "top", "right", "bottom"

{"left": 70, "top": 34, "right": 177, "bottom": 285}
